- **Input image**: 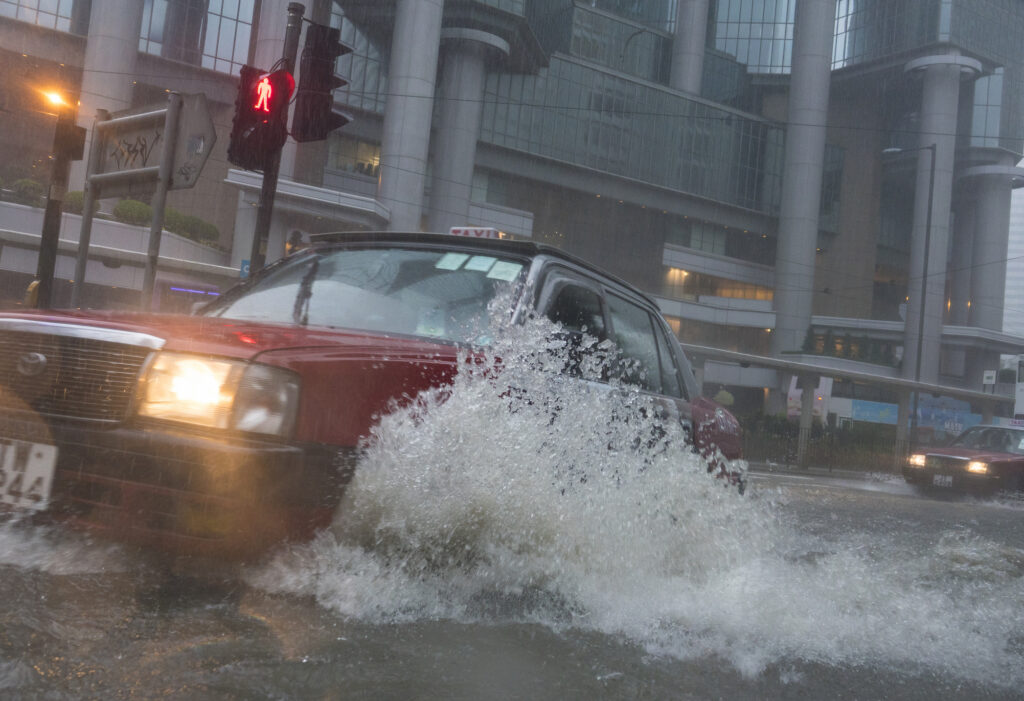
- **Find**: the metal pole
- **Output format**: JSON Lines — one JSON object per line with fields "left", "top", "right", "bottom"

{"left": 140, "top": 92, "right": 184, "bottom": 310}
{"left": 249, "top": 2, "right": 305, "bottom": 275}
{"left": 35, "top": 110, "right": 75, "bottom": 309}
{"left": 70, "top": 109, "right": 110, "bottom": 309}
{"left": 910, "top": 143, "right": 936, "bottom": 448}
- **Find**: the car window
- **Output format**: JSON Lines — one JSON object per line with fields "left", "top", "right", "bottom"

{"left": 950, "top": 427, "right": 1024, "bottom": 455}
{"left": 202, "top": 247, "right": 526, "bottom": 343}
{"left": 545, "top": 283, "right": 606, "bottom": 338}
{"left": 606, "top": 293, "right": 663, "bottom": 394}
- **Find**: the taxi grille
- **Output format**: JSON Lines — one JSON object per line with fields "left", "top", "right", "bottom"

{"left": 925, "top": 455, "right": 966, "bottom": 472}
{"left": 0, "top": 330, "right": 152, "bottom": 422}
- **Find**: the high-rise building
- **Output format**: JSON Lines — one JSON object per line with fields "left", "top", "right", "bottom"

{"left": 2, "top": 0, "right": 1023, "bottom": 395}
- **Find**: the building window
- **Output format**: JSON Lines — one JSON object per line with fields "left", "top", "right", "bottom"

{"left": 0, "top": 0, "right": 79, "bottom": 33}
{"left": 329, "top": 135, "right": 380, "bottom": 178}
{"left": 690, "top": 221, "right": 727, "bottom": 256}
{"left": 139, "top": 0, "right": 255, "bottom": 75}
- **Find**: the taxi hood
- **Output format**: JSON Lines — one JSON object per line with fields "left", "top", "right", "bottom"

{"left": 923, "top": 446, "right": 1020, "bottom": 462}
{"left": 0, "top": 309, "right": 457, "bottom": 362}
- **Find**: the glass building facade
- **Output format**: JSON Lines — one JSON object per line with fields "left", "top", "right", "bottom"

{"left": 0, "top": 0, "right": 79, "bottom": 32}
{"left": 478, "top": 54, "right": 784, "bottom": 214}
{"left": 140, "top": 0, "right": 256, "bottom": 75}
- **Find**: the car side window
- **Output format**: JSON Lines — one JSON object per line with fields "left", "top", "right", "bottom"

{"left": 545, "top": 284, "right": 606, "bottom": 338}
{"left": 606, "top": 293, "right": 663, "bottom": 394}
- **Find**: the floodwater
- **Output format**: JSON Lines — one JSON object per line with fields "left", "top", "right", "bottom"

{"left": 1, "top": 318, "right": 1022, "bottom": 699}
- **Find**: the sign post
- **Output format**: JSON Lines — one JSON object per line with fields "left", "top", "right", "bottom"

{"left": 70, "top": 93, "right": 217, "bottom": 309}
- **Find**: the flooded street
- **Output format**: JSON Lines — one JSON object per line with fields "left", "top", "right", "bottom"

{"left": 2, "top": 327, "right": 1023, "bottom": 700}
{"left": 0, "top": 475, "right": 1022, "bottom": 700}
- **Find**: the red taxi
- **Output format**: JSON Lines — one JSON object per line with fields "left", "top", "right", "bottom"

{"left": 0, "top": 231, "right": 742, "bottom": 559}
{"left": 903, "top": 424, "right": 1024, "bottom": 493}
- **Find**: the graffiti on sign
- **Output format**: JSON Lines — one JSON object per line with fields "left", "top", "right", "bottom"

{"left": 108, "top": 130, "right": 163, "bottom": 170}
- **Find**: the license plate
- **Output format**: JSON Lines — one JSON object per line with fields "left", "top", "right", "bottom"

{"left": 0, "top": 438, "right": 57, "bottom": 510}
{"left": 932, "top": 474, "right": 953, "bottom": 488}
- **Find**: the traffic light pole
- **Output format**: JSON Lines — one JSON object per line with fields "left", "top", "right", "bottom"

{"left": 249, "top": 2, "right": 304, "bottom": 275}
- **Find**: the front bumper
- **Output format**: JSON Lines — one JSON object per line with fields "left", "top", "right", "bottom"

{"left": 0, "top": 412, "right": 356, "bottom": 559}
{"left": 901, "top": 465, "right": 1005, "bottom": 492}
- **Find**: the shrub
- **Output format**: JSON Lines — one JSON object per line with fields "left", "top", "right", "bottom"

{"left": 182, "top": 214, "right": 219, "bottom": 243}
{"left": 163, "top": 206, "right": 187, "bottom": 235}
{"left": 113, "top": 199, "right": 153, "bottom": 225}
{"left": 63, "top": 190, "right": 99, "bottom": 215}
{"left": 11, "top": 178, "right": 44, "bottom": 206}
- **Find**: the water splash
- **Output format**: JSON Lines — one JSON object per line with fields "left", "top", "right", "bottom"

{"left": 247, "top": 312, "right": 1024, "bottom": 687}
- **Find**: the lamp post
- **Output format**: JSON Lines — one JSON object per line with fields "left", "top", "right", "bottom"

{"left": 35, "top": 91, "right": 84, "bottom": 309}
{"left": 884, "top": 143, "right": 937, "bottom": 447}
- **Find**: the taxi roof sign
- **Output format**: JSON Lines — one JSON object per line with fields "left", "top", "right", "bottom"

{"left": 449, "top": 226, "right": 506, "bottom": 239}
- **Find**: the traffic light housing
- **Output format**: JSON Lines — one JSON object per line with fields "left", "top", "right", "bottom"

{"left": 54, "top": 112, "right": 85, "bottom": 161}
{"left": 228, "top": 65, "right": 295, "bottom": 171}
{"left": 292, "top": 23, "right": 353, "bottom": 142}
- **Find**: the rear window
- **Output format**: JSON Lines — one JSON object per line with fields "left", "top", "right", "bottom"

{"left": 201, "top": 246, "right": 526, "bottom": 343}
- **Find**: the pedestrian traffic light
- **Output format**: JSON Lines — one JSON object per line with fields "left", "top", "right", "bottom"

{"left": 54, "top": 111, "right": 85, "bottom": 161}
{"left": 228, "top": 65, "right": 295, "bottom": 171}
{"left": 292, "top": 23, "right": 353, "bottom": 143}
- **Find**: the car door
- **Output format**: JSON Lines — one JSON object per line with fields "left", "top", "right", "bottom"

{"left": 601, "top": 289, "right": 693, "bottom": 447}
{"left": 536, "top": 266, "right": 693, "bottom": 449}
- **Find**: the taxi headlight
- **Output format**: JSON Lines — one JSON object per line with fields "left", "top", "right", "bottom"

{"left": 967, "top": 460, "right": 989, "bottom": 474}
{"left": 138, "top": 352, "right": 299, "bottom": 437}
{"left": 908, "top": 454, "right": 927, "bottom": 468}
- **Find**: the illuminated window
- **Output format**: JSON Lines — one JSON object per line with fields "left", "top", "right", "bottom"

{"left": 329, "top": 135, "right": 381, "bottom": 178}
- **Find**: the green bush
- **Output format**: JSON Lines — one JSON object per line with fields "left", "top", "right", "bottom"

{"left": 164, "top": 206, "right": 220, "bottom": 244}
{"left": 11, "top": 178, "right": 44, "bottom": 206}
{"left": 113, "top": 199, "right": 153, "bottom": 225}
{"left": 62, "top": 190, "right": 99, "bottom": 215}
{"left": 183, "top": 214, "right": 219, "bottom": 243}
{"left": 164, "top": 206, "right": 187, "bottom": 235}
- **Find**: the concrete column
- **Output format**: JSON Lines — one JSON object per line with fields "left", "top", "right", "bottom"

{"left": 427, "top": 31, "right": 507, "bottom": 233}
{"left": 770, "top": 0, "right": 836, "bottom": 357}
{"left": 949, "top": 196, "right": 974, "bottom": 326}
{"left": 162, "top": 0, "right": 208, "bottom": 64}
{"left": 796, "top": 373, "right": 818, "bottom": 468}
{"left": 901, "top": 53, "right": 980, "bottom": 385}
{"left": 669, "top": 0, "right": 710, "bottom": 94}
{"left": 378, "top": 0, "right": 445, "bottom": 231}
{"left": 969, "top": 175, "right": 1013, "bottom": 330}
{"left": 69, "top": 0, "right": 146, "bottom": 189}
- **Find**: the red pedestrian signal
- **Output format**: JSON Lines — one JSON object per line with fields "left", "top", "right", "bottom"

{"left": 228, "top": 66, "right": 295, "bottom": 172}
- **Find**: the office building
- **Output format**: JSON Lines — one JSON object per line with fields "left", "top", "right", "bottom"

{"left": 2, "top": 0, "right": 1023, "bottom": 395}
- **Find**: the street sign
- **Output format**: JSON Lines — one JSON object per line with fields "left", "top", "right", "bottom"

{"left": 171, "top": 93, "right": 217, "bottom": 189}
{"left": 92, "top": 93, "right": 216, "bottom": 199}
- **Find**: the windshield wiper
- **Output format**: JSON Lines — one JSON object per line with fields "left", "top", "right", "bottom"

{"left": 293, "top": 257, "right": 319, "bottom": 326}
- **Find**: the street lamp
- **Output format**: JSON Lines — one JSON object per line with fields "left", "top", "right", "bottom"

{"left": 34, "top": 89, "right": 85, "bottom": 309}
{"left": 883, "top": 143, "right": 937, "bottom": 447}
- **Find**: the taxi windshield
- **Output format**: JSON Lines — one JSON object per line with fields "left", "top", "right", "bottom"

{"left": 200, "top": 245, "right": 527, "bottom": 343}
{"left": 949, "top": 427, "right": 1024, "bottom": 455}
